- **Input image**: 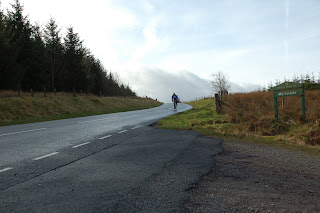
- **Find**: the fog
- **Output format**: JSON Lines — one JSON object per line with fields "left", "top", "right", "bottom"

{"left": 124, "top": 68, "right": 262, "bottom": 103}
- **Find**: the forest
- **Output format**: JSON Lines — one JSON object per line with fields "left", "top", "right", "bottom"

{"left": 0, "top": 0, "right": 136, "bottom": 96}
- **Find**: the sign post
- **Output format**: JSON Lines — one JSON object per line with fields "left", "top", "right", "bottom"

{"left": 272, "top": 82, "right": 306, "bottom": 122}
{"left": 274, "top": 96, "right": 278, "bottom": 120}
{"left": 301, "top": 84, "right": 306, "bottom": 122}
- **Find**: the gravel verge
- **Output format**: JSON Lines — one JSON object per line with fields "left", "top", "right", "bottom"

{"left": 185, "top": 139, "right": 320, "bottom": 212}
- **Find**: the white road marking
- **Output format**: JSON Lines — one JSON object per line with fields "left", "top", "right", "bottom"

{"left": 0, "top": 167, "right": 13, "bottom": 173}
{"left": 0, "top": 128, "right": 47, "bottom": 137}
{"left": 72, "top": 142, "right": 90, "bottom": 148}
{"left": 78, "top": 118, "right": 110, "bottom": 124}
{"left": 131, "top": 126, "right": 140, "bottom": 130}
{"left": 99, "top": 135, "right": 112, "bottom": 140}
{"left": 33, "top": 152, "right": 59, "bottom": 161}
{"left": 118, "top": 130, "right": 127, "bottom": 134}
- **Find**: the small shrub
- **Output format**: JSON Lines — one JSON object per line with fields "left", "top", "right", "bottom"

{"left": 305, "top": 128, "right": 320, "bottom": 145}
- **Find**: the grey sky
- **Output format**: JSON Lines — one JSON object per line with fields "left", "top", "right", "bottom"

{"left": 1, "top": 0, "right": 320, "bottom": 102}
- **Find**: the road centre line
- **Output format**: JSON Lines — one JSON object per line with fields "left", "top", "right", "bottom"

{"left": 78, "top": 118, "right": 110, "bottom": 124}
{"left": 131, "top": 126, "right": 140, "bottom": 129}
{"left": 99, "top": 135, "right": 112, "bottom": 140}
{"left": 0, "top": 128, "right": 47, "bottom": 137}
{"left": 118, "top": 130, "right": 127, "bottom": 134}
{"left": 72, "top": 142, "right": 90, "bottom": 148}
{"left": 0, "top": 167, "right": 13, "bottom": 173}
{"left": 33, "top": 152, "right": 59, "bottom": 161}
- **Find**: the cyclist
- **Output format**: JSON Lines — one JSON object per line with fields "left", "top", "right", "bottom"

{"left": 172, "top": 93, "right": 179, "bottom": 109}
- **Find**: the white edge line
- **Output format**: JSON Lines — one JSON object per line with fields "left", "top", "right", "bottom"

{"left": 118, "top": 130, "right": 127, "bottom": 134}
{"left": 0, "top": 167, "right": 13, "bottom": 173}
{"left": 131, "top": 126, "right": 140, "bottom": 130}
{"left": 33, "top": 152, "right": 59, "bottom": 161}
{"left": 0, "top": 128, "right": 47, "bottom": 137}
{"left": 72, "top": 142, "right": 90, "bottom": 148}
{"left": 99, "top": 135, "right": 112, "bottom": 140}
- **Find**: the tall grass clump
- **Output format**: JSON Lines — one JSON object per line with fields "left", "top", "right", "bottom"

{"left": 223, "top": 91, "right": 320, "bottom": 145}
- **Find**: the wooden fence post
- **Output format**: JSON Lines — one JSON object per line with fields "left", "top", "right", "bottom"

{"left": 215, "top": 93, "right": 222, "bottom": 113}
{"left": 18, "top": 84, "right": 21, "bottom": 97}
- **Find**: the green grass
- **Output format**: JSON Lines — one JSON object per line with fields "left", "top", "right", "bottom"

{"left": 0, "top": 96, "right": 161, "bottom": 126}
{"left": 158, "top": 98, "right": 320, "bottom": 158}
{"left": 158, "top": 99, "right": 229, "bottom": 135}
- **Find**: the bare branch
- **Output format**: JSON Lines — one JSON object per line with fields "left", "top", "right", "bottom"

{"left": 211, "top": 71, "right": 231, "bottom": 100}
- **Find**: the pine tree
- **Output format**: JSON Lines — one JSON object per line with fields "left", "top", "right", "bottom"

{"left": 21, "top": 24, "right": 47, "bottom": 90}
{"left": 63, "top": 27, "right": 87, "bottom": 92}
{"left": 86, "top": 57, "right": 106, "bottom": 95}
{"left": 5, "top": 0, "right": 32, "bottom": 90}
{"left": 44, "top": 18, "right": 64, "bottom": 91}
{"left": 0, "top": 6, "right": 10, "bottom": 89}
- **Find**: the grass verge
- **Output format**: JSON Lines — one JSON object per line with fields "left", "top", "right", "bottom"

{"left": 0, "top": 96, "right": 161, "bottom": 126}
{"left": 158, "top": 98, "right": 320, "bottom": 158}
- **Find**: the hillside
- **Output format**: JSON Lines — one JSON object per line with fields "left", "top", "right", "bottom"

{"left": 0, "top": 93, "right": 161, "bottom": 126}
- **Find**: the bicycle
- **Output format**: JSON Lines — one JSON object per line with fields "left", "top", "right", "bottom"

{"left": 172, "top": 93, "right": 179, "bottom": 109}
{"left": 173, "top": 99, "right": 177, "bottom": 109}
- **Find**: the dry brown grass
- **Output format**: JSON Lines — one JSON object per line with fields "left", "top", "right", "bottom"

{"left": 223, "top": 91, "right": 320, "bottom": 145}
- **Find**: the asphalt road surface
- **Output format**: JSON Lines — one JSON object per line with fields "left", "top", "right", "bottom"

{"left": 0, "top": 103, "right": 223, "bottom": 212}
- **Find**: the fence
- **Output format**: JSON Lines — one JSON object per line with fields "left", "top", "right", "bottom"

{"left": 214, "top": 93, "right": 232, "bottom": 113}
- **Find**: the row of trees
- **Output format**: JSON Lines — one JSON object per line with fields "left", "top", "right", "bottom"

{"left": 266, "top": 73, "right": 320, "bottom": 91}
{"left": 210, "top": 71, "right": 320, "bottom": 99}
{"left": 0, "top": 0, "right": 136, "bottom": 96}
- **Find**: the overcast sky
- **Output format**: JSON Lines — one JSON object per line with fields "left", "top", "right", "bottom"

{"left": 1, "top": 0, "right": 320, "bottom": 102}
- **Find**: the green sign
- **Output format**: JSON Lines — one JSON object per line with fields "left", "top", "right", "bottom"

{"left": 272, "top": 82, "right": 305, "bottom": 122}
{"left": 273, "top": 88, "right": 303, "bottom": 98}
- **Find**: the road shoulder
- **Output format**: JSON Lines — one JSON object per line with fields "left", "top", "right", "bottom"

{"left": 185, "top": 139, "right": 320, "bottom": 212}
{"left": 113, "top": 135, "right": 223, "bottom": 212}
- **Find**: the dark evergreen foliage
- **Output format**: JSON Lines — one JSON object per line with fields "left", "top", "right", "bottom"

{"left": 0, "top": 0, "right": 136, "bottom": 97}
{"left": 0, "top": 7, "right": 10, "bottom": 87}
{"left": 266, "top": 72, "right": 320, "bottom": 92}
{"left": 43, "top": 18, "right": 64, "bottom": 92}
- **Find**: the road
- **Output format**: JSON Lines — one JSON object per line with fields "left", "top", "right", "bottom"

{"left": 0, "top": 103, "right": 191, "bottom": 166}
{"left": 0, "top": 103, "right": 223, "bottom": 212}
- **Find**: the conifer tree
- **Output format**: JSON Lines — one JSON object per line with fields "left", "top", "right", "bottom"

{"left": 5, "top": 0, "right": 32, "bottom": 90}
{"left": 0, "top": 6, "right": 10, "bottom": 89}
{"left": 63, "top": 27, "right": 87, "bottom": 92}
{"left": 21, "top": 24, "right": 47, "bottom": 90}
{"left": 44, "top": 18, "right": 64, "bottom": 91}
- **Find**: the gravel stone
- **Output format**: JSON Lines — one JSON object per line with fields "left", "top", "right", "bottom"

{"left": 185, "top": 139, "right": 320, "bottom": 212}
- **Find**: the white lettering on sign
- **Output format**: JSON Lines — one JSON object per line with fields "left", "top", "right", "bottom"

{"left": 278, "top": 91, "right": 297, "bottom": 96}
